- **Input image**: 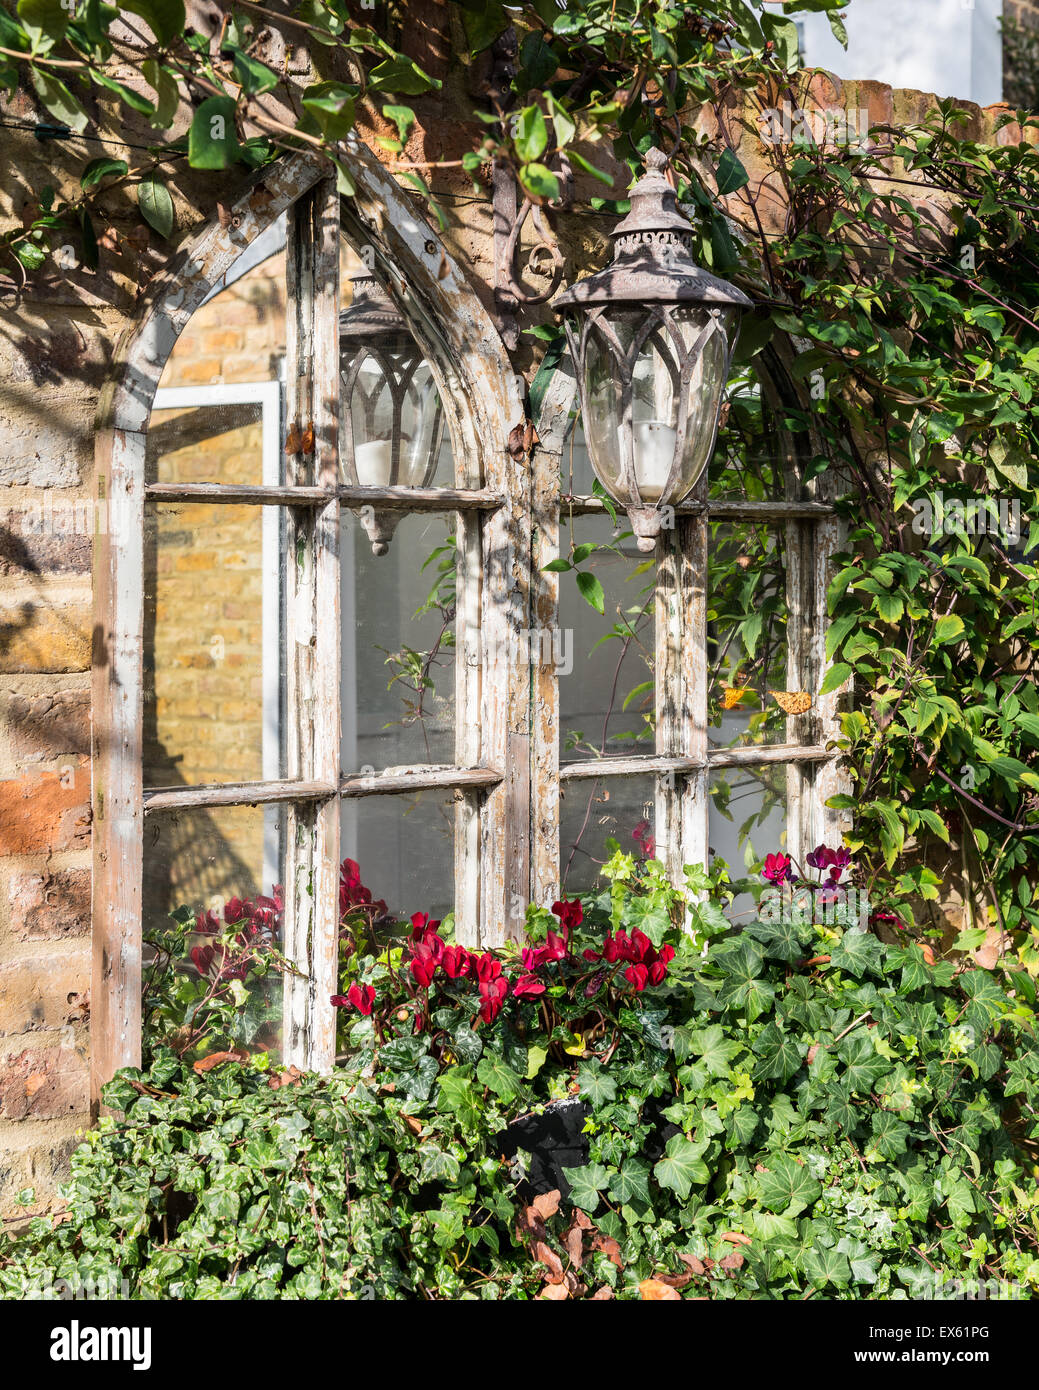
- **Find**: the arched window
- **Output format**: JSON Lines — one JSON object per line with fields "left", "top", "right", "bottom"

{"left": 92, "top": 150, "right": 847, "bottom": 1105}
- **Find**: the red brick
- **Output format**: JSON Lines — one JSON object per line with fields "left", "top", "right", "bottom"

{"left": 8, "top": 869, "right": 90, "bottom": 941}
{"left": 0, "top": 765, "right": 90, "bottom": 856}
{"left": 0, "top": 1047, "right": 88, "bottom": 1121}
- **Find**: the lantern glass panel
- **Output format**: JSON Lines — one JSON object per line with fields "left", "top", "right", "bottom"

{"left": 581, "top": 304, "right": 734, "bottom": 504}
{"left": 344, "top": 343, "right": 444, "bottom": 488}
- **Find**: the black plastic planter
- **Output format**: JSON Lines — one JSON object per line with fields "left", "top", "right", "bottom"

{"left": 497, "top": 1098, "right": 590, "bottom": 1200}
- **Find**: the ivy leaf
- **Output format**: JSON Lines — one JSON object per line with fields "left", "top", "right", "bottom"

{"left": 563, "top": 1161, "right": 609, "bottom": 1213}
{"left": 419, "top": 1145, "right": 461, "bottom": 1183}
{"left": 653, "top": 1134, "right": 709, "bottom": 1199}
{"left": 189, "top": 96, "right": 240, "bottom": 169}
{"left": 752, "top": 1022, "right": 805, "bottom": 1081}
{"left": 437, "top": 1068, "right": 481, "bottom": 1130}
{"left": 718, "top": 941, "right": 776, "bottom": 1021}
{"left": 725, "top": 1105, "right": 760, "bottom": 1145}
{"left": 838, "top": 1032, "right": 891, "bottom": 1094}
{"left": 829, "top": 930, "right": 885, "bottom": 979}
{"left": 608, "top": 1158, "right": 652, "bottom": 1209}
{"left": 755, "top": 1154, "right": 822, "bottom": 1215}
{"left": 688, "top": 1023, "right": 742, "bottom": 1078}
{"left": 868, "top": 1109, "right": 910, "bottom": 1160}
{"left": 476, "top": 1054, "right": 523, "bottom": 1103}
{"left": 576, "top": 1060, "right": 617, "bottom": 1108}
{"left": 575, "top": 570, "right": 606, "bottom": 615}
{"left": 137, "top": 174, "right": 174, "bottom": 239}
{"left": 804, "top": 1244, "right": 851, "bottom": 1287}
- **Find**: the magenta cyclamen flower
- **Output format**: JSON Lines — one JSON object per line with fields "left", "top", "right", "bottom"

{"left": 762, "top": 852, "right": 794, "bottom": 884}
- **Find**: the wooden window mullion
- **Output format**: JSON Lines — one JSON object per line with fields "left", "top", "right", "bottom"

{"left": 282, "top": 176, "right": 341, "bottom": 1072}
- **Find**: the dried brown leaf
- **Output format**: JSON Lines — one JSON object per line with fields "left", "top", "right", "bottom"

{"left": 639, "top": 1278, "right": 681, "bottom": 1301}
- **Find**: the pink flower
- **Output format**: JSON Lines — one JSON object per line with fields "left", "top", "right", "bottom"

{"left": 512, "top": 972, "right": 546, "bottom": 999}
{"left": 762, "top": 852, "right": 794, "bottom": 884}
{"left": 331, "top": 982, "right": 376, "bottom": 1015}
{"left": 223, "top": 898, "right": 252, "bottom": 926}
{"left": 474, "top": 952, "right": 502, "bottom": 984}
{"left": 409, "top": 943, "right": 439, "bottom": 989}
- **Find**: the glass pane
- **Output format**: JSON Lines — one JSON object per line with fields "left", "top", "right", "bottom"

{"left": 558, "top": 513, "right": 655, "bottom": 763}
{"left": 147, "top": 400, "right": 268, "bottom": 487}
{"left": 342, "top": 510, "right": 456, "bottom": 773}
{"left": 341, "top": 789, "right": 456, "bottom": 923}
{"left": 143, "top": 803, "right": 286, "bottom": 1062}
{"left": 708, "top": 521, "right": 804, "bottom": 747}
{"left": 710, "top": 355, "right": 813, "bottom": 500}
{"left": 157, "top": 225, "right": 285, "bottom": 396}
{"left": 709, "top": 763, "right": 789, "bottom": 923}
{"left": 144, "top": 502, "right": 282, "bottom": 787}
{"left": 560, "top": 775, "right": 656, "bottom": 896}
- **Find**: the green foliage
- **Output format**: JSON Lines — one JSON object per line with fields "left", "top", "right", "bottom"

{"left": 5, "top": 870, "right": 1039, "bottom": 1300}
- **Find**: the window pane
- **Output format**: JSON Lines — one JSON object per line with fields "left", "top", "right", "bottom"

{"left": 709, "top": 763, "right": 789, "bottom": 922}
{"left": 709, "top": 356, "right": 813, "bottom": 500}
{"left": 147, "top": 399, "right": 270, "bottom": 487}
{"left": 144, "top": 502, "right": 282, "bottom": 787}
{"left": 708, "top": 521, "right": 807, "bottom": 747}
{"left": 560, "top": 775, "right": 656, "bottom": 895}
{"left": 158, "top": 224, "right": 285, "bottom": 396}
{"left": 341, "top": 510, "right": 456, "bottom": 773}
{"left": 558, "top": 512, "right": 655, "bottom": 763}
{"left": 143, "top": 803, "right": 286, "bottom": 1061}
{"left": 341, "top": 789, "right": 456, "bottom": 923}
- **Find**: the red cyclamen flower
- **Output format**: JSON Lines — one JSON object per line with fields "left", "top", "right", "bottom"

{"left": 512, "top": 972, "right": 546, "bottom": 999}
{"left": 331, "top": 982, "right": 376, "bottom": 1015}
{"left": 762, "top": 852, "right": 794, "bottom": 884}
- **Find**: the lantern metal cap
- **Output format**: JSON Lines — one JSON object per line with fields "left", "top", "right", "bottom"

{"left": 339, "top": 271, "right": 409, "bottom": 342}
{"left": 554, "top": 147, "right": 753, "bottom": 311}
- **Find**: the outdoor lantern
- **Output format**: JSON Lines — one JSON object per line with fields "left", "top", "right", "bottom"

{"left": 339, "top": 271, "right": 445, "bottom": 555}
{"left": 555, "top": 148, "right": 752, "bottom": 551}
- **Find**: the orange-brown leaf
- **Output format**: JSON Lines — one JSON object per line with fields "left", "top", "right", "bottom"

{"left": 720, "top": 1231, "right": 752, "bottom": 1246}
{"left": 531, "top": 1189, "right": 561, "bottom": 1221}
{"left": 193, "top": 1048, "right": 248, "bottom": 1073}
{"left": 639, "top": 1278, "right": 681, "bottom": 1301}
{"left": 540, "top": 1282, "right": 569, "bottom": 1300}
{"left": 533, "top": 1241, "right": 564, "bottom": 1281}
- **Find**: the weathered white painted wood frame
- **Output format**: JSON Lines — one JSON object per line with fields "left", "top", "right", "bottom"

{"left": 93, "top": 147, "right": 523, "bottom": 1106}
{"left": 93, "top": 144, "right": 847, "bottom": 1108}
